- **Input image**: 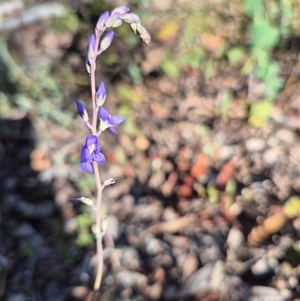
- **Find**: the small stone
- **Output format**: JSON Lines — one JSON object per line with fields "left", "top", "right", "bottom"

{"left": 227, "top": 227, "right": 245, "bottom": 256}
{"left": 135, "top": 136, "right": 150, "bottom": 151}
{"left": 181, "top": 261, "right": 226, "bottom": 297}
{"left": 251, "top": 257, "right": 272, "bottom": 276}
{"left": 146, "top": 281, "right": 163, "bottom": 300}
{"left": 276, "top": 129, "right": 297, "bottom": 145}
{"left": 117, "top": 270, "right": 148, "bottom": 289}
{"left": 245, "top": 138, "right": 266, "bottom": 152}
{"left": 263, "top": 147, "right": 283, "bottom": 166}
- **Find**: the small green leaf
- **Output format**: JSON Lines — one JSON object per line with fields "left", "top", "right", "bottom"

{"left": 283, "top": 196, "right": 300, "bottom": 219}
{"left": 244, "top": 0, "right": 265, "bottom": 19}
{"left": 248, "top": 100, "right": 273, "bottom": 127}
{"left": 128, "top": 62, "right": 143, "bottom": 84}
{"left": 207, "top": 183, "right": 219, "bottom": 204}
{"left": 161, "top": 59, "right": 180, "bottom": 79}
{"left": 250, "top": 20, "right": 280, "bottom": 50}
{"left": 227, "top": 47, "right": 245, "bottom": 66}
{"left": 76, "top": 232, "right": 94, "bottom": 247}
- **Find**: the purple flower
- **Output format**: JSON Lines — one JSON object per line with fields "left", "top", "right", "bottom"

{"left": 80, "top": 135, "right": 106, "bottom": 173}
{"left": 76, "top": 100, "right": 89, "bottom": 122}
{"left": 99, "top": 107, "right": 126, "bottom": 134}
{"left": 96, "top": 11, "right": 109, "bottom": 32}
{"left": 96, "top": 81, "right": 106, "bottom": 106}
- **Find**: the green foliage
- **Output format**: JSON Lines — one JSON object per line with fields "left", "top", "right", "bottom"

{"left": 180, "top": 48, "right": 206, "bottom": 69}
{"left": 227, "top": 47, "right": 245, "bottom": 66}
{"left": 76, "top": 214, "right": 95, "bottom": 248}
{"left": 248, "top": 100, "right": 273, "bottom": 127}
{"left": 161, "top": 59, "right": 180, "bottom": 79}
{"left": 249, "top": 19, "right": 280, "bottom": 50}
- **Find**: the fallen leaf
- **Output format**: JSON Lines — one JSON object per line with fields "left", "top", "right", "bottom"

{"left": 216, "top": 159, "right": 235, "bottom": 187}
{"left": 200, "top": 32, "right": 225, "bottom": 53}
{"left": 191, "top": 153, "right": 208, "bottom": 178}
{"left": 155, "top": 22, "right": 180, "bottom": 43}
{"left": 248, "top": 211, "right": 288, "bottom": 246}
{"left": 147, "top": 214, "right": 197, "bottom": 235}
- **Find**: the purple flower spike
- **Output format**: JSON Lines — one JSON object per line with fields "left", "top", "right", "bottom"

{"left": 96, "top": 81, "right": 106, "bottom": 106}
{"left": 80, "top": 135, "right": 106, "bottom": 173}
{"left": 76, "top": 100, "right": 89, "bottom": 122}
{"left": 100, "top": 31, "right": 114, "bottom": 52}
{"left": 99, "top": 107, "right": 126, "bottom": 134}
{"left": 96, "top": 11, "right": 109, "bottom": 32}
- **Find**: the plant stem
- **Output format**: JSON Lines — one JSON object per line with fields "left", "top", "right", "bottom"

{"left": 90, "top": 31, "right": 105, "bottom": 293}
{"left": 93, "top": 161, "right": 104, "bottom": 291}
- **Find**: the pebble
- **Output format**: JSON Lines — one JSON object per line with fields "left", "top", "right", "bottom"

{"left": 196, "top": 235, "right": 222, "bottom": 265}
{"left": 226, "top": 227, "right": 245, "bottom": 257}
{"left": 119, "top": 247, "right": 141, "bottom": 270}
{"left": 181, "top": 260, "right": 226, "bottom": 296}
{"left": 251, "top": 257, "right": 273, "bottom": 276}
{"left": 263, "top": 147, "right": 283, "bottom": 166}
{"left": 117, "top": 270, "right": 148, "bottom": 289}
{"left": 245, "top": 138, "right": 266, "bottom": 152}
{"left": 276, "top": 129, "right": 297, "bottom": 145}
{"left": 64, "top": 217, "right": 78, "bottom": 235}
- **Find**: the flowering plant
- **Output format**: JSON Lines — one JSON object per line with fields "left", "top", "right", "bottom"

{"left": 74, "top": 6, "right": 150, "bottom": 296}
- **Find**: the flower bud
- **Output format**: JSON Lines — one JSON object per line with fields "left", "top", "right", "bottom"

{"left": 111, "top": 6, "right": 130, "bottom": 15}
{"left": 121, "top": 13, "right": 141, "bottom": 24}
{"left": 106, "top": 13, "right": 120, "bottom": 28}
{"left": 80, "top": 197, "right": 94, "bottom": 206}
{"left": 100, "top": 31, "right": 114, "bottom": 52}
{"left": 96, "top": 11, "right": 109, "bottom": 32}
{"left": 87, "top": 34, "right": 96, "bottom": 61}
{"left": 96, "top": 81, "right": 106, "bottom": 107}
{"left": 76, "top": 100, "right": 89, "bottom": 122}
{"left": 103, "top": 178, "right": 116, "bottom": 187}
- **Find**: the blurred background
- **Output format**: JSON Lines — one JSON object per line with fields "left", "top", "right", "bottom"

{"left": 1, "top": 0, "right": 300, "bottom": 300}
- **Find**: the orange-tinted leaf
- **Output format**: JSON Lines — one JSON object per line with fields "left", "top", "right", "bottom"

{"left": 191, "top": 153, "right": 208, "bottom": 178}
{"left": 216, "top": 159, "right": 235, "bottom": 187}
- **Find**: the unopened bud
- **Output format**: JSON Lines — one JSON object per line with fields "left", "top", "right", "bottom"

{"left": 100, "top": 31, "right": 114, "bottom": 52}
{"left": 79, "top": 197, "right": 94, "bottom": 206}
{"left": 103, "top": 178, "right": 116, "bottom": 187}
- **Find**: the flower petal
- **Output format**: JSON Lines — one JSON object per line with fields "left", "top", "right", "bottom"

{"left": 99, "top": 107, "right": 110, "bottom": 121}
{"left": 80, "top": 145, "right": 93, "bottom": 162}
{"left": 80, "top": 161, "right": 94, "bottom": 173}
{"left": 109, "top": 127, "right": 118, "bottom": 134}
{"left": 94, "top": 152, "right": 106, "bottom": 164}
{"left": 109, "top": 115, "right": 126, "bottom": 126}
{"left": 85, "top": 135, "right": 98, "bottom": 148}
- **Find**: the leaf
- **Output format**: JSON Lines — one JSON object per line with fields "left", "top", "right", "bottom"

{"left": 76, "top": 231, "right": 94, "bottom": 247}
{"left": 244, "top": 0, "right": 265, "bottom": 19}
{"left": 248, "top": 100, "right": 273, "bottom": 127}
{"left": 216, "top": 159, "right": 235, "bottom": 187}
{"left": 191, "top": 153, "right": 208, "bottom": 178}
{"left": 227, "top": 47, "right": 245, "bottom": 66}
{"left": 283, "top": 196, "right": 300, "bottom": 219}
{"left": 161, "top": 59, "right": 180, "bottom": 79}
{"left": 250, "top": 20, "right": 280, "bottom": 50}
{"left": 128, "top": 62, "right": 143, "bottom": 84}
{"left": 155, "top": 22, "right": 180, "bottom": 42}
